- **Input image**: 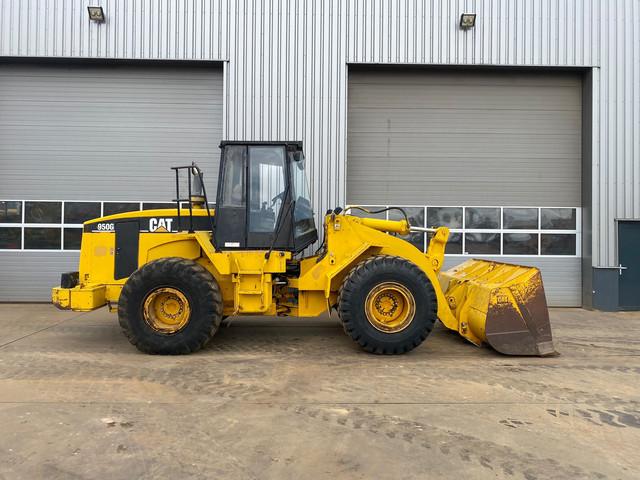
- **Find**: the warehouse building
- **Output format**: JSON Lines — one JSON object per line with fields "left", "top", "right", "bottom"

{"left": 0, "top": 1, "right": 638, "bottom": 310}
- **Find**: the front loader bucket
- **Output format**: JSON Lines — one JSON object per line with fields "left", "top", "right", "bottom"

{"left": 440, "top": 259, "right": 555, "bottom": 356}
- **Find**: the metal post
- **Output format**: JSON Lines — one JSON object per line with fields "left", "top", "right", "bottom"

{"left": 175, "top": 168, "right": 182, "bottom": 232}
{"left": 187, "top": 169, "right": 194, "bottom": 233}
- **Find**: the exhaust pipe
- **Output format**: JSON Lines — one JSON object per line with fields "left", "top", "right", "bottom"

{"left": 190, "top": 165, "right": 206, "bottom": 208}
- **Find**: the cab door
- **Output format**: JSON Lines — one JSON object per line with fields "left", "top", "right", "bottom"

{"left": 214, "top": 144, "right": 293, "bottom": 251}
{"left": 214, "top": 145, "right": 247, "bottom": 249}
{"left": 246, "top": 145, "right": 291, "bottom": 249}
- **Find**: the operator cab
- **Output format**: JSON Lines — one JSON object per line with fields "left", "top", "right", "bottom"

{"left": 214, "top": 141, "right": 317, "bottom": 252}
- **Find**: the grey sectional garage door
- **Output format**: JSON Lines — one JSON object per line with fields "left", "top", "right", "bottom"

{"left": 0, "top": 62, "right": 223, "bottom": 301}
{"left": 348, "top": 69, "right": 582, "bottom": 306}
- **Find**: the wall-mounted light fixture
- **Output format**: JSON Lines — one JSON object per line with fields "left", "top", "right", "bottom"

{"left": 460, "top": 13, "right": 476, "bottom": 29}
{"left": 87, "top": 6, "right": 105, "bottom": 23}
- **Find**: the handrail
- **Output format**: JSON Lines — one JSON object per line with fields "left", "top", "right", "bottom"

{"left": 170, "top": 163, "right": 217, "bottom": 250}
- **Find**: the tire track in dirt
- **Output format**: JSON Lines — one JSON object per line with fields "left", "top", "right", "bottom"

{"left": 278, "top": 404, "right": 610, "bottom": 480}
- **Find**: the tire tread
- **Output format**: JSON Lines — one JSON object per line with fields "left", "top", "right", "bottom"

{"left": 118, "top": 257, "right": 222, "bottom": 355}
{"left": 338, "top": 255, "right": 437, "bottom": 355}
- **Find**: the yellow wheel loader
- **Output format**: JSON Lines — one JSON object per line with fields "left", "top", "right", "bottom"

{"left": 52, "top": 141, "right": 555, "bottom": 356}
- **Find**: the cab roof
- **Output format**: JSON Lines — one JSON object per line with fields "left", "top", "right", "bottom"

{"left": 218, "top": 140, "right": 303, "bottom": 150}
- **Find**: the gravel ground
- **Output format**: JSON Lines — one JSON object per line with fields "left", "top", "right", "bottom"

{"left": 0, "top": 304, "right": 638, "bottom": 479}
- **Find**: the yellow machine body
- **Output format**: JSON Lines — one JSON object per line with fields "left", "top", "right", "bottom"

{"left": 52, "top": 207, "right": 554, "bottom": 355}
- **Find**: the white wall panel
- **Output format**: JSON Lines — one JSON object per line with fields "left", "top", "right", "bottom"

{"left": 1, "top": 0, "right": 639, "bottom": 266}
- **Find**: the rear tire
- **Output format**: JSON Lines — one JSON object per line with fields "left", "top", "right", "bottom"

{"left": 118, "top": 257, "right": 223, "bottom": 354}
{"left": 338, "top": 255, "right": 437, "bottom": 354}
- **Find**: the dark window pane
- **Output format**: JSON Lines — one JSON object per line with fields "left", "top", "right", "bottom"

{"left": 389, "top": 208, "right": 425, "bottom": 251}
{"left": 0, "top": 201, "right": 22, "bottom": 223}
{"left": 503, "top": 208, "right": 538, "bottom": 229}
{"left": 408, "top": 232, "right": 426, "bottom": 252}
{"left": 25, "top": 201, "right": 62, "bottom": 224}
{"left": 63, "top": 228, "right": 83, "bottom": 250}
{"left": 221, "top": 145, "right": 246, "bottom": 207}
{"left": 429, "top": 231, "right": 462, "bottom": 254}
{"left": 142, "top": 203, "right": 176, "bottom": 210}
{"left": 504, "top": 233, "right": 538, "bottom": 255}
{"left": 104, "top": 202, "right": 140, "bottom": 216}
{"left": 541, "top": 234, "right": 576, "bottom": 255}
{"left": 465, "top": 232, "right": 501, "bottom": 254}
{"left": 427, "top": 207, "right": 462, "bottom": 228}
{"left": 349, "top": 206, "right": 387, "bottom": 219}
{"left": 446, "top": 232, "right": 462, "bottom": 254}
{"left": 389, "top": 207, "right": 424, "bottom": 227}
{"left": 541, "top": 208, "right": 577, "bottom": 230}
{"left": 24, "top": 227, "right": 61, "bottom": 249}
{"left": 249, "top": 146, "right": 287, "bottom": 233}
{"left": 64, "top": 202, "right": 101, "bottom": 224}
{"left": 465, "top": 207, "right": 500, "bottom": 229}
{"left": 0, "top": 227, "right": 21, "bottom": 249}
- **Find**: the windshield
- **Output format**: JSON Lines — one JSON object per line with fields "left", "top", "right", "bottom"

{"left": 289, "top": 152, "right": 315, "bottom": 242}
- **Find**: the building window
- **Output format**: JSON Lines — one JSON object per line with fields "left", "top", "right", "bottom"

{"left": 541, "top": 234, "right": 577, "bottom": 256}
{"left": 427, "top": 207, "right": 463, "bottom": 229}
{"left": 24, "top": 227, "right": 61, "bottom": 250}
{"left": 0, "top": 201, "right": 22, "bottom": 223}
{"left": 64, "top": 202, "right": 101, "bottom": 224}
{"left": 541, "top": 208, "right": 576, "bottom": 230}
{"left": 64, "top": 228, "right": 83, "bottom": 250}
{"left": 390, "top": 207, "right": 425, "bottom": 252}
{"left": 104, "top": 202, "right": 141, "bottom": 216}
{"left": 445, "top": 232, "right": 463, "bottom": 254}
{"left": 346, "top": 205, "right": 580, "bottom": 258}
{"left": 465, "top": 207, "right": 500, "bottom": 229}
{"left": 0, "top": 227, "right": 21, "bottom": 249}
{"left": 465, "top": 232, "right": 501, "bottom": 255}
{"left": 143, "top": 202, "right": 175, "bottom": 210}
{"left": 0, "top": 200, "right": 176, "bottom": 252}
{"left": 25, "top": 201, "right": 62, "bottom": 224}
{"left": 503, "top": 208, "right": 538, "bottom": 229}
{"left": 0, "top": 200, "right": 581, "bottom": 257}
{"left": 504, "top": 233, "right": 539, "bottom": 255}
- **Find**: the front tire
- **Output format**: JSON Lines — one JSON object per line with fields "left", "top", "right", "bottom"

{"left": 118, "top": 257, "right": 223, "bottom": 354}
{"left": 338, "top": 255, "right": 437, "bottom": 354}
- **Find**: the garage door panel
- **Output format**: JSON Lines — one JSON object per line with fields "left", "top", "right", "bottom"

{"left": 347, "top": 110, "right": 581, "bottom": 134}
{"left": 0, "top": 253, "right": 79, "bottom": 302}
{"left": 349, "top": 159, "right": 580, "bottom": 205}
{"left": 348, "top": 69, "right": 582, "bottom": 306}
{"left": 348, "top": 133, "right": 580, "bottom": 155}
{"left": 350, "top": 70, "right": 581, "bottom": 85}
{"left": 347, "top": 177, "right": 580, "bottom": 206}
{"left": 349, "top": 85, "right": 581, "bottom": 111}
{"left": 0, "top": 127, "right": 220, "bottom": 149}
{"left": 1, "top": 108, "right": 222, "bottom": 127}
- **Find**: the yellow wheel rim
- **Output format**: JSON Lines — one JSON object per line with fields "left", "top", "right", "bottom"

{"left": 365, "top": 282, "right": 416, "bottom": 333}
{"left": 143, "top": 287, "right": 191, "bottom": 334}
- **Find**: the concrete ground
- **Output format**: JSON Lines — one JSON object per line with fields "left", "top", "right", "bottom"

{"left": 0, "top": 305, "right": 638, "bottom": 479}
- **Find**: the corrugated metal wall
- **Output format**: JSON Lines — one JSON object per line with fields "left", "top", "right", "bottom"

{"left": 1, "top": 0, "right": 639, "bottom": 266}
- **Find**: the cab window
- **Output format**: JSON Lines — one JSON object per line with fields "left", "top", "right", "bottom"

{"left": 248, "top": 146, "right": 286, "bottom": 234}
